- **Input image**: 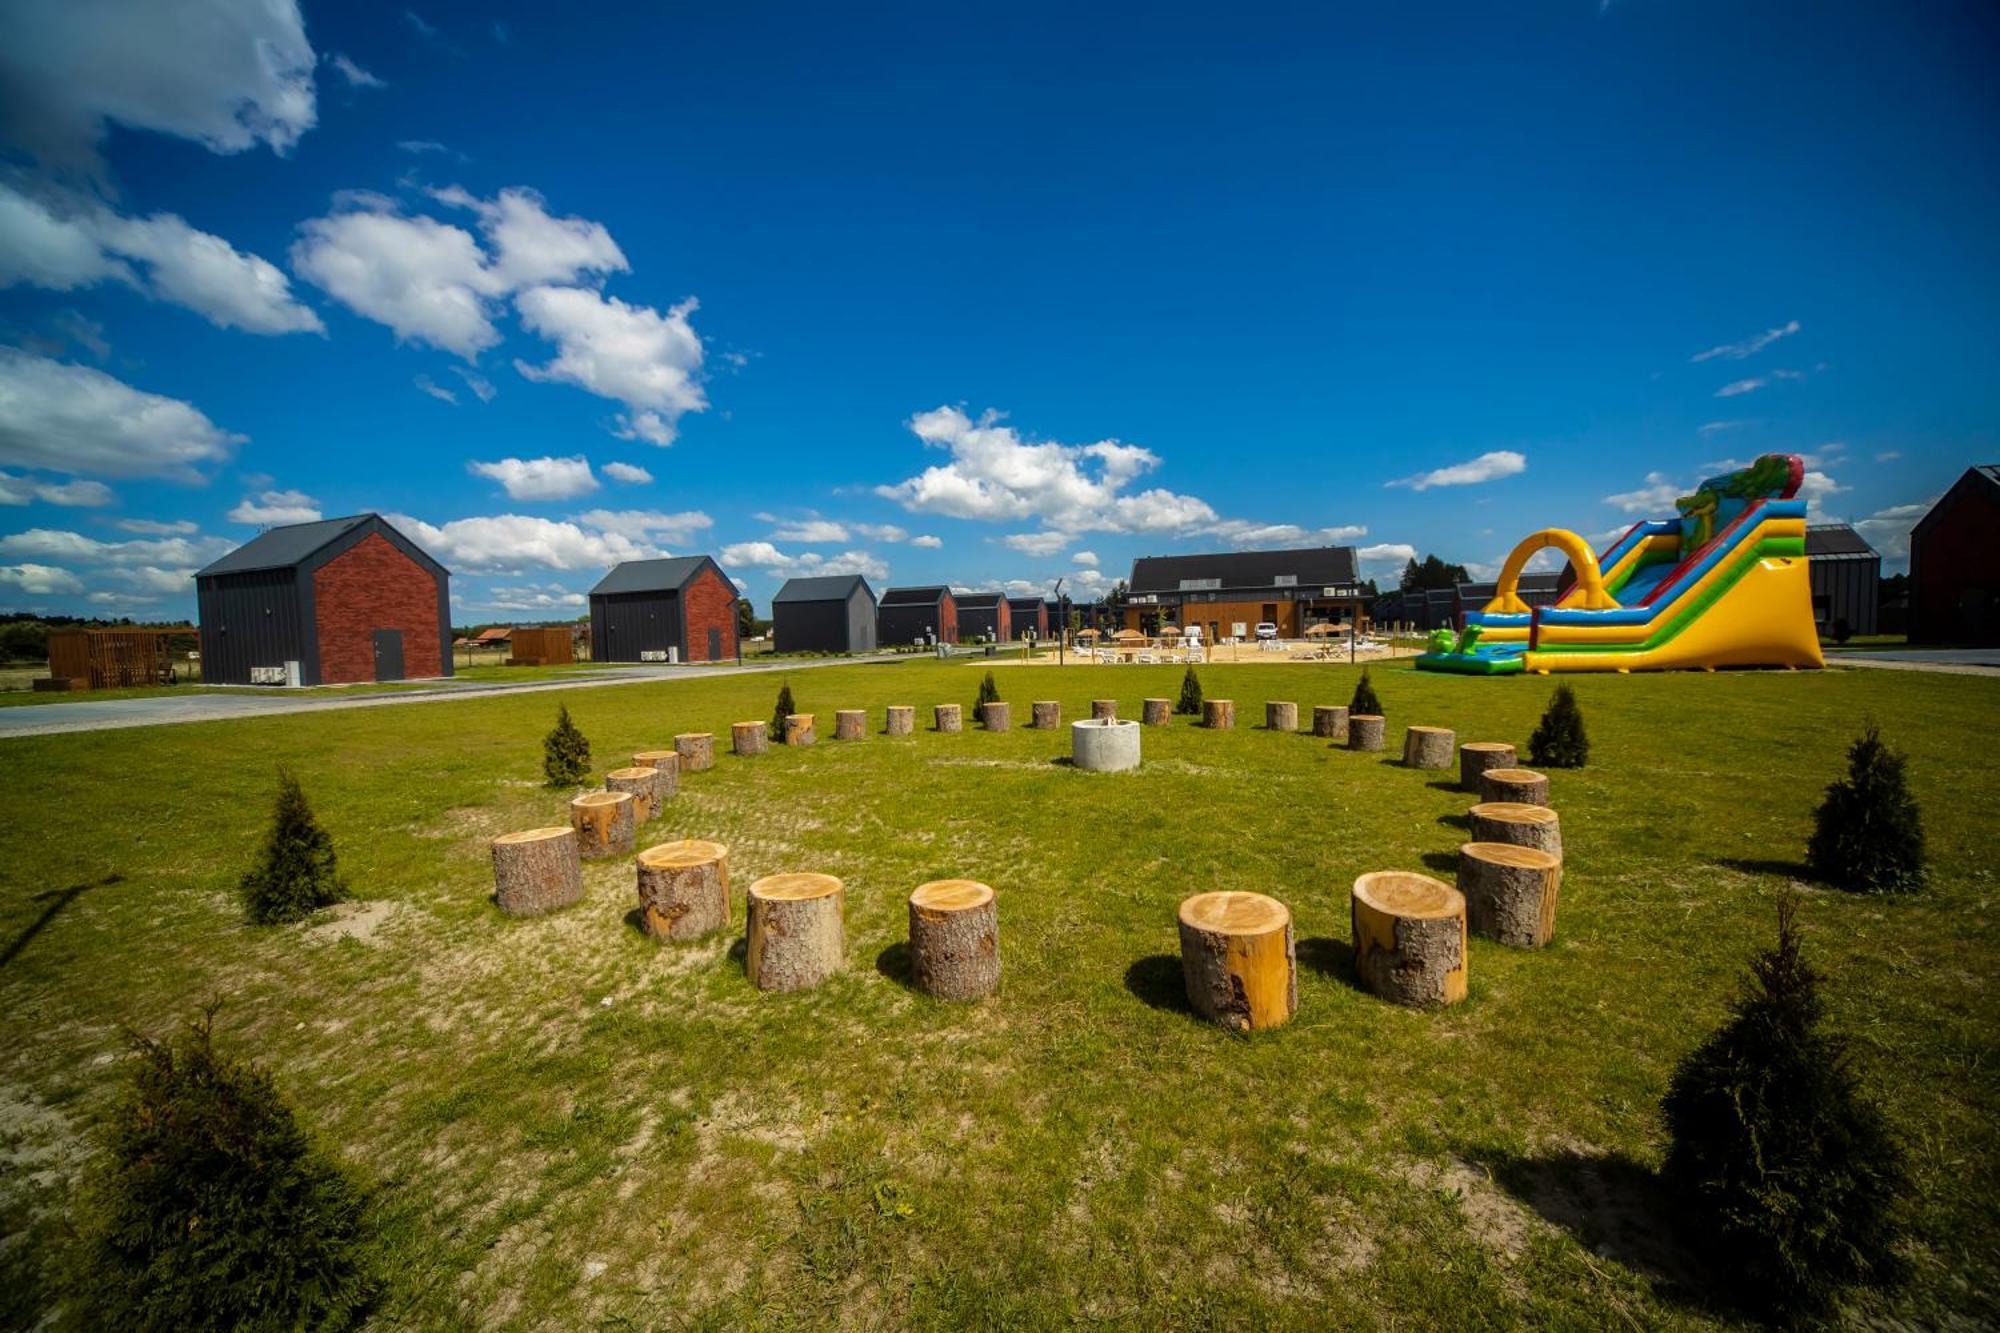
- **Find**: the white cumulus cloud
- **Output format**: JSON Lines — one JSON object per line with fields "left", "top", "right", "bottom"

{"left": 387, "top": 512, "right": 658, "bottom": 573}
{"left": 1072, "top": 550, "right": 1098, "bottom": 567}
{"left": 0, "top": 349, "right": 242, "bottom": 480}
{"left": 909, "top": 534, "right": 942, "bottom": 548}
{"left": 720, "top": 541, "right": 888, "bottom": 583}
{"left": 1387, "top": 451, "right": 1527, "bottom": 491}
{"left": 0, "top": 563, "right": 85, "bottom": 596}
{"left": 0, "top": 472, "right": 113, "bottom": 507}
{"left": 292, "top": 200, "right": 504, "bottom": 357}
{"left": 567, "top": 508, "right": 712, "bottom": 545}
{"left": 0, "top": 0, "right": 318, "bottom": 174}
{"left": 467, "top": 455, "right": 598, "bottom": 501}
{"left": 1002, "top": 530, "right": 1071, "bottom": 557}
{"left": 227, "top": 489, "right": 322, "bottom": 525}
{"left": 514, "top": 287, "right": 707, "bottom": 445}
{"left": 601, "top": 461, "right": 652, "bottom": 484}
{"left": 769, "top": 519, "right": 849, "bottom": 543}
{"left": 1602, "top": 472, "right": 1683, "bottom": 514}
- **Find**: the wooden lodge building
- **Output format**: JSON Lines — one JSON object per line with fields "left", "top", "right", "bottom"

{"left": 955, "top": 591, "right": 1011, "bottom": 642}
{"left": 196, "top": 513, "right": 451, "bottom": 685}
{"left": 771, "top": 574, "right": 878, "bottom": 654}
{"left": 877, "top": 585, "right": 957, "bottom": 646}
{"left": 589, "top": 556, "right": 740, "bottom": 663}
{"left": 1122, "top": 546, "right": 1365, "bottom": 639}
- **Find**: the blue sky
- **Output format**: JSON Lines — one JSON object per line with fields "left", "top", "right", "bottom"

{"left": 1, "top": 1, "right": 1994, "bottom": 620}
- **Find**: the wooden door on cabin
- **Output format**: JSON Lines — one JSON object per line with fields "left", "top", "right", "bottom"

{"left": 372, "top": 629, "right": 405, "bottom": 682}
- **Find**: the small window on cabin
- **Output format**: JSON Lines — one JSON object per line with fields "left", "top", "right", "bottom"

{"left": 1274, "top": 575, "right": 1297, "bottom": 586}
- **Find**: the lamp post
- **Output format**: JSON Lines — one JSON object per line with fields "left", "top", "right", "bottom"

{"left": 1053, "top": 578, "right": 1065, "bottom": 667}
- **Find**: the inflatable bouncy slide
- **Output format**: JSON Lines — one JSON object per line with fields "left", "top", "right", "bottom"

{"left": 1417, "top": 453, "right": 1824, "bottom": 675}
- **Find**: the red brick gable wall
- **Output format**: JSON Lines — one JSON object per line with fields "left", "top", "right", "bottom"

{"left": 937, "top": 593, "right": 958, "bottom": 644}
{"left": 995, "top": 599, "right": 1011, "bottom": 640}
{"left": 682, "top": 564, "right": 739, "bottom": 662}
{"left": 313, "top": 533, "right": 443, "bottom": 683}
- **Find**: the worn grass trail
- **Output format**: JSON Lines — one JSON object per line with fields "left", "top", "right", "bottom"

{"left": 1, "top": 660, "right": 1995, "bottom": 1328}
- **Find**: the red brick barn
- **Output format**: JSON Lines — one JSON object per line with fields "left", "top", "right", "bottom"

{"left": 1910, "top": 464, "right": 2000, "bottom": 645}
{"left": 195, "top": 513, "right": 451, "bottom": 685}
{"left": 589, "top": 556, "right": 741, "bottom": 663}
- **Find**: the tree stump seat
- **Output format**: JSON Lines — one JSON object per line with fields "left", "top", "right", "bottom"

{"left": 1351, "top": 871, "right": 1467, "bottom": 1008}
{"left": 1177, "top": 891, "right": 1296, "bottom": 1031}
{"left": 568, "top": 790, "right": 636, "bottom": 859}
{"left": 746, "top": 873, "right": 845, "bottom": 992}
{"left": 908, "top": 880, "right": 999, "bottom": 1000}
{"left": 636, "top": 839, "right": 730, "bottom": 941}
{"left": 490, "top": 827, "right": 583, "bottom": 917}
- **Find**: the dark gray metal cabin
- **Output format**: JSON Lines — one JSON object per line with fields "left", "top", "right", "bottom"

{"left": 1806, "top": 524, "right": 1880, "bottom": 638}
{"left": 589, "top": 556, "right": 740, "bottom": 663}
{"left": 195, "top": 513, "right": 452, "bottom": 686}
{"left": 956, "top": 591, "right": 1010, "bottom": 642}
{"left": 771, "top": 574, "right": 877, "bottom": 654}
{"left": 1453, "top": 573, "right": 1562, "bottom": 627}
{"left": 1006, "top": 596, "right": 1048, "bottom": 640}
{"left": 877, "top": 585, "right": 957, "bottom": 645}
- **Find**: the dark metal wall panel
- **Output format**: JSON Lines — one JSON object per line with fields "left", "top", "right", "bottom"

{"left": 847, "top": 588, "right": 877, "bottom": 652}
{"left": 773, "top": 599, "right": 848, "bottom": 653}
{"left": 591, "top": 590, "right": 682, "bottom": 661}
{"left": 878, "top": 602, "right": 940, "bottom": 645}
{"left": 1810, "top": 557, "right": 1880, "bottom": 637}
{"left": 197, "top": 569, "right": 303, "bottom": 684}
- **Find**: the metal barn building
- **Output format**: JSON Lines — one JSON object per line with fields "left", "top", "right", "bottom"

{"left": 877, "top": 586, "right": 958, "bottom": 645}
{"left": 956, "top": 592, "right": 1012, "bottom": 642}
{"left": 1805, "top": 525, "right": 1881, "bottom": 638}
{"left": 589, "top": 556, "right": 741, "bottom": 663}
{"left": 1006, "top": 595, "right": 1049, "bottom": 640}
{"left": 1910, "top": 464, "right": 2000, "bottom": 645}
{"left": 195, "top": 513, "right": 451, "bottom": 685}
{"left": 771, "top": 574, "right": 878, "bottom": 654}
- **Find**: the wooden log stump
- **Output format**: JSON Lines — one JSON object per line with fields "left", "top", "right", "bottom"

{"left": 981, "top": 701, "right": 1011, "bottom": 732}
{"left": 1031, "top": 701, "right": 1061, "bottom": 729}
{"left": 1468, "top": 801, "right": 1563, "bottom": 855}
{"left": 1313, "top": 705, "right": 1349, "bottom": 740}
{"left": 1347, "top": 714, "right": 1386, "bottom": 751}
{"left": 785, "top": 713, "right": 817, "bottom": 746}
{"left": 745, "top": 873, "right": 845, "bottom": 992}
{"left": 834, "top": 709, "right": 866, "bottom": 740}
{"left": 1092, "top": 698, "right": 1118, "bottom": 720}
{"left": 674, "top": 732, "right": 714, "bottom": 772}
{"left": 568, "top": 790, "right": 636, "bottom": 859}
{"left": 1478, "top": 767, "right": 1550, "bottom": 806}
{"left": 1458, "top": 842, "right": 1561, "bottom": 948}
{"left": 731, "top": 720, "right": 768, "bottom": 757}
{"left": 1265, "top": 701, "right": 1298, "bottom": 732}
{"left": 1402, "top": 725, "right": 1455, "bottom": 770}
{"left": 1203, "top": 699, "right": 1236, "bottom": 730}
{"left": 635, "top": 839, "right": 730, "bottom": 942}
{"left": 885, "top": 705, "right": 915, "bottom": 736}
{"left": 908, "top": 880, "right": 1000, "bottom": 1000}
{"left": 1459, "top": 742, "right": 1517, "bottom": 793}
{"left": 1350, "top": 871, "right": 1467, "bottom": 1008}
{"left": 934, "top": 703, "right": 963, "bottom": 733}
{"left": 490, "top": 827, "right": 583, "bottom": 917}
{"left": 1177, "top": 891, "right": 1296, "bottom": 1031}
{"left": 606, "top": 766, "right": 661, "bottom": 822}
{"left": 1142, "top": 697, "right": 1171, "bottom": 726}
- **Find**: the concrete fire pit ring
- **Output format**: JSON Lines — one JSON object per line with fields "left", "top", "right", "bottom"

{"left": 1071, "top": 717, "right": 1141, "bottom": 772}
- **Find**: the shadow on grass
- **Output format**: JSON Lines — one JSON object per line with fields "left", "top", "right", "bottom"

{"left": 1711, "top": 856, "right": 1818, "bottom": 881}
{"left": 875, "top": 941, "right": 913, "bottom": 987}
{"left": 1469, "top": 1146, "right": 1725, "bottom": 1314}
{"left": 1123, "top": 954, "right": 1190, "bottom": 1015}
{"left": 1419, "top": 850, "right": 1459, "bottom": 876}
{"left": 0, "top": 872, "right": 123, "bottom": 970}
{"left": 1426, "top": 779, "right": 1470, "bottom": 795}
{"left": 726, "top": 935, "right": 748, "bottom": 965}
{"left": 1296, "top": 936, "right": 1354, "bottom": 982}
{"left": 1437, "top": 811, "right": 1472, "bottom": 832}
{"left": 1047, "top": 756, "right": 1075, "bottom": 768}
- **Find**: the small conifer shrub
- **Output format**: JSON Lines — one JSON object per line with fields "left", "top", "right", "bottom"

{"left": 67, "top": 1007, "right": 374, "bottom": 1330}
{"left": 1661, "top": 895, "right": 1908, "bottom": 1316}
{"left": 1175, "top": 665, "right": 1204, "bottom": 715}
{"left": 1348, "top": 668, "right": 1381, "bottom": 717}
{"left": 772, "top": 682, "right": 797, "bottom": 742}
{"left": 1806, "top": 724, "right": 1926, "bottom": 893}
{"left": 1528, "top": 682, "right": 1589, "bottom": 768}
{"left": 542, "top": 704, "right": 590, "bottom": 786}
{"left": 974, "top": 670, "right": 1000, "bottom": 722}
{"left": 240, "top": 769, "right": 343, "bottom": 925}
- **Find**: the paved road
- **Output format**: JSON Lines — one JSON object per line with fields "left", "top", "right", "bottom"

{"left": 1826, "top": 647, "right": 2000, "bottom": 676}
{"left": 0, "top": 655, "right": 909, "bottom": 739}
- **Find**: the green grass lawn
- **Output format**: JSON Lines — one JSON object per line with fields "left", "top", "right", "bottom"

{"left": 1, "top": 660, "right": 1994, "bottom": 1328}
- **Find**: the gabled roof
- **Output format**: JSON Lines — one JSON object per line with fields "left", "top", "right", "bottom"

{"left": 956, "top": 591, "right": 1007, "bottom": 610}
{"left": 1128, "top": 546, "right": 1359, "bottom": 593}
{"left": 474, "top": 626, "right": 514, "bottom": 642}
{"left": 772, "top": 574, "right": 874, "bottom": 604}
{"left": 1912, "top": 465, "right": 2000, "bottom": 540}
{"left": 1805, "top": 524, "right": 1878, "bottom": 558}
{"left": 1005, "top": 594, "right": 1045, "bottom": 608}
{"left": 880, "top": 585, "right": 952, "bottom": 606}
{"left": 196, "top": 513, "right": 447, "bottom": 580}
{"left": 590, "top": 556, "right": 715, "bottom": 596}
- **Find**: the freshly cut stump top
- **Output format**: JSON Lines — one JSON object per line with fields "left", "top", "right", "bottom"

{"left": 908, "top": 879, "right": 1000, "bottom": 1001}
{"left": 1458, "top": 742, "right": 1517, "bottom": 792}
{"left": 569, "top": 789, "right": 636, "bottom": 858}
{"left": 1350, "top": 871, "right": 1467, "bottom": 1008}
{"left": 1177, "top": 891, "right": 1296, "bottom": 1031}
{"left": 1469, "top": 801, "right": 1563, "bottom": 854}
{"left": 752, "top": 871, "right": 843, "bottom": 901}
{"left": 1402, "top": 725, "right": 1455, "bottom": 769}
{"left": 635, "top": 839, "right": 730, "bottom": 941}
{"left": 1478, "top": 767, "right": 1550, "bottom": 806}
